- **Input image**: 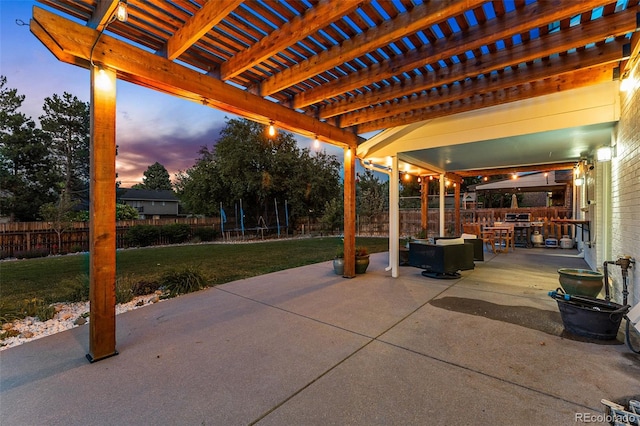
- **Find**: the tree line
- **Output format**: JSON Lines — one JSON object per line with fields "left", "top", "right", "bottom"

{"left": 0, "top": 76, "right": 392, "bottom": 232}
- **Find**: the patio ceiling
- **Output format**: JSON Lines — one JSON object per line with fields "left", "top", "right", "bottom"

{"left": 31, "top": 0, "right": 639, "bottom": 152}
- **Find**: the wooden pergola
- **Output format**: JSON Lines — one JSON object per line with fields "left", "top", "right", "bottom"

{"left": 30, "top": 0, "right": 639, "bottom": 361}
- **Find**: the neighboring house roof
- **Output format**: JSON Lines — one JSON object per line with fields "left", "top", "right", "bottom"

{"left": 119, "top": 189, "right": 178, "bottom": 202}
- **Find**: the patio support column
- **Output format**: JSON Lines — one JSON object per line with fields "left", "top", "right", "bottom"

{"left": 389, "top": 156, "right": 399, "bottom": 277}
{"left": 454, "top": 180, "right": 461, "bottom": 235}
{"left": 421, "top": 179, "right": 428, "bottom": 235}
{"left": 439, "top": 174, "right": 445, "bottom": 236}
{"left": 87, "top": 66, "right": 118, "bottom": 362}
{"left": 343, "top": 146, "right": 356, "bottom": 278}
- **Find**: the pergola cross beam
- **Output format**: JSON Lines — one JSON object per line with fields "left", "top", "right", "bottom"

{"left": 31, "top": 6, "right": 360, "bottom": 149}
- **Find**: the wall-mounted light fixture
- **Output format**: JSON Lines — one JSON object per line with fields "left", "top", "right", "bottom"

{"left": 596, "top": 146, "right": 613, "bottom": 162}
{"left": 619, "top": 71, "right": 638, "bottom": 92}
{"left": 94, "top": 67, "right": 112, "bottom": 91}
{"left": 574, "top": 177, "right": 584, "bottom": 186}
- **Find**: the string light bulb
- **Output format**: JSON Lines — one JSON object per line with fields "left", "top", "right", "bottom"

{"left": 116, "top": 1, "right": 128, "bottom": 22}
{"left": 313, "top": 136, "right": 320, "bottom": 150}
{"left": 404, "top": 173, "right": 410, "bottom": 181}
{"left": 268, "top": 121, "right": 276, "bottom": 138}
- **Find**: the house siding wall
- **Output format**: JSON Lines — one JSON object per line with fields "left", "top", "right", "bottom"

{"left": 123, "top": 200, "right": 179, "bottom": 216}
{"left": 610, "top": 59, "right": 640, "bottom": 307}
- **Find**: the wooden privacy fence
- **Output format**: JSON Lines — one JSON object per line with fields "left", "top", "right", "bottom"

{"left": 1, "top": 207, "right": 577, "bottom": 258}
{"left": 0, "top": 217, "right": 218, "bottom": 259}
{"left": 357, "top": 207, "right": 575, "bottom": 240}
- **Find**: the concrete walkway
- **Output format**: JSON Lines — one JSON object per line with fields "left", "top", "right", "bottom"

{"left": 2, "top": 248, "right": 639, "bottom": 425}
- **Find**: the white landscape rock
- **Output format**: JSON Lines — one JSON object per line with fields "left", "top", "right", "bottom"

{"left": 1, "top": 294, "right": 162, "bottom": 351}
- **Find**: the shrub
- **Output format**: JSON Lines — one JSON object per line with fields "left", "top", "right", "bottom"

{"left": 18, "top": 298, "right": 56, "bottom": 322}
{"left": 161, "top": 223, "right": 191, "bottom": 244}
{"left": 59, "top": 274, "right": 90, "bottom": 302}
{"left": 115, "top": 276, "right": 136, "bottom": 305}
{"left": 160, "top": 265, "right": 208, "bottom": 297}
{"left": 0, "top": 301, "right": 22, "bottom": 324}
{"left": 192, "top": 227, "right": 217, "bottom": 242}
{"left": 125, "top": 225, "right": 160, "bottom": 247}
{"left": 131, "top": 279, "right": 162, "bottom": 296}
{"left": 13, "top": 247, "right": 49, "bottom": 259}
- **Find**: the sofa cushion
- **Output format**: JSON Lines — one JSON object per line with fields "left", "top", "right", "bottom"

{"left": 435, "top": 237, "right": 465, "bottom": 246}
{"left": 461, "top": 233, "right": 477, "bottom": 239}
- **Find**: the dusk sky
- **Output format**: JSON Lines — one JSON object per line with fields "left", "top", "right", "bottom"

{"left": 1, "top": 1, "right": 344, "bottom": 187}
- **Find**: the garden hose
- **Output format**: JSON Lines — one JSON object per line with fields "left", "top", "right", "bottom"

{"left": 625, "top": 319, "right": 640, "bottom": 354}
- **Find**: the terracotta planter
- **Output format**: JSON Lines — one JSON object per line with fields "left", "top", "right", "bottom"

{"left": 557, "top": 268, "right": 604, "bottom": 298}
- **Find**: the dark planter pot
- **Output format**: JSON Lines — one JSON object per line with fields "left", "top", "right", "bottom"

{"left": 549, "top": 290, "right": 628, "bottom": 340}
{"left": 558, "top": 268, "right": 604, "bottom": 298}
{"left": 355, "top": 255, "right": 370, "bottom": 274}
{"left": 333, "top": 258, "right": 344, "bottom": 275}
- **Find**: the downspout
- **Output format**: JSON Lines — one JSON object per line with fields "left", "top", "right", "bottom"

{"left": 389, "top": 157, "right": 400, "bottom": 277}
{"left": 359, "top": 159, "right": 398, "bottom": 277}
{"left": 600, "top": 158, "right": 612, "bottom": 264}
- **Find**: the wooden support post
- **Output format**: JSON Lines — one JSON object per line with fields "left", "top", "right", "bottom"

{"left": 87, "top": 66, "right": 118, "bottom": 363}
{"left": 343, "top": 146, "right": 356, "bottom": 278}
{"left": 420, "top": 180, "right": 428, "bottom": 235}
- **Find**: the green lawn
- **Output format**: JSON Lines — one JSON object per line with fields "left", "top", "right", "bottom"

{"left": 0, "top": 237, "right": 388, "bottom": 319}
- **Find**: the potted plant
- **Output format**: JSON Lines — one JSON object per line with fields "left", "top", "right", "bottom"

{"left": 355, "top": 246, "right": 370, "bottom": 274}
{"left": 413, "top": 229, "right": 429, "bottom": 245}
{"left": 333, "top": 247, "right": 345, "bottom": 275}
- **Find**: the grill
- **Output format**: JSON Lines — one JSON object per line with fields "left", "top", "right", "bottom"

{"left": 505, "top": 213, "right": 532, "bottom": 226}
{"left": 504, "top": 213, "right": 543, "bottom": 247}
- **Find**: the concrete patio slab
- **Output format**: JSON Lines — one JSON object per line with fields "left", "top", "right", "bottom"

{"left": 1, "top": 250, "right": 638, "bottom": 425}
{"left": 258, "top": 340, "right": 592, "bottom": 425}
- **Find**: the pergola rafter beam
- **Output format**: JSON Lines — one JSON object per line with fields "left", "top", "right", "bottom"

{"left": 88, "top": 0, "right": 118, "bottom": 31}
{"left": 293, "top": 0, "right": 604, "bottom": 109}
{"left": 260, "top": 0, "right": 485, "bottom": 97}
{"left": 355, "top": 63, "right": 617, "bottom": 134}
{"left": 341, "top": 39, "right": 626, "bottom": 127}
{"left": 163, "top": 0, "right": 242, "bottom": 61}
{"left": 30, "top": 7, "right": 360, "bottom": 148}
{"left": 320, "top": 8, "right": 637, "bottom": 120}
{"left": 220, "top": 0, "right": 364, "bottom": 81}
